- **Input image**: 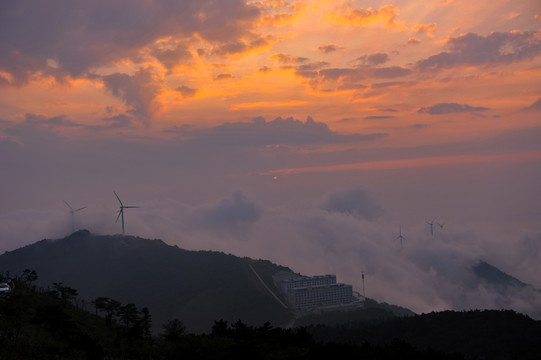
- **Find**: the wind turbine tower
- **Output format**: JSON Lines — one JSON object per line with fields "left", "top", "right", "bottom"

{"left": 426, "top": 218, "right": 435, "bottom": 236}
{"left": 63, "top": 200, "right": 86, "bottom": 233}
{"left": 395, "top": 226, "right": 406, "bottom": 246}
{"left": 114, "top": 191, "right": 140, "bottom": 234}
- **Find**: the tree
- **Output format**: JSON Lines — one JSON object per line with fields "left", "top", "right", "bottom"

{"left": 118, "top": 303, "right": 139, "bottom": 329}
{"left": 211, "top": 319, "right": 229, "bottom": 337}
{"left": 103, "top": 298, "right": 121, "bottom": 328}
{"left": 161, "top": 319, "right": 186, "bottom": 342}
{"left": 52, "top": 282, "right": 78, "bottom": 308}
{"left": 21, "top": 269, "right": 38, "bottom": 283}
{"left": 92, "top": 296, "right": 110, "bottom": 316}
{"left": 140, "top": 307, "right": 152, "bottom": 338}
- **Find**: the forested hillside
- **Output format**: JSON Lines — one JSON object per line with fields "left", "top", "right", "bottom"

{"left": 2, "top": 276, "right": 541, "bottom": 359}
{"left": 0, "top": 230, "right": 293, "bottom": 333}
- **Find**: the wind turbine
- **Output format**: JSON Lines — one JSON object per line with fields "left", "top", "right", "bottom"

{"left": 426, "top": 218, "right": 435, "bottom": 236}
{"left": 394, "top": 226, "right": 406, "bottom": 246}
{"left": 114, "top": 191, "right": 139, "bottom": 234}
{"left": 437, "top": 221, "right": 445, "bottom": 230}
{"left": 63, "top": 200, "right": 86, "bottom": 233}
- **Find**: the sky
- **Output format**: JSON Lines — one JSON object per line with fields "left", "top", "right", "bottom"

{"left": 1, "top": 0, "right": 541, "bottom": 317}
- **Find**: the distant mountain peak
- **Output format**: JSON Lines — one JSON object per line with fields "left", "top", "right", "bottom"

{"left": 473, "top": 260, "right": 526, "bottom": 288}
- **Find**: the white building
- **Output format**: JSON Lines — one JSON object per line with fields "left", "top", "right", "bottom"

{"left": 274, "top": 272, "right": 357, "bottom": 310}
{"left": 287, "top": 283, "right": 354, "bottom": 309}
{"left": 279, "top": 274, "right": 336, "bottom": 297}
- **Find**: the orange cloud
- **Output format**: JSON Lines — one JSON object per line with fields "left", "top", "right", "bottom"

{"left": 412, "top": 23, "right": 437, "bottom": 38}
{"left": 412, "top": 23, "right": 437, "bottom": 33}
{"left": 326, "top": 5, "right": 401, "bottom": 29}
{"left": 229, "top": 100, "right": 308, "bottom": 110}
{"left": 318, "top": 43, "right": 345, "bottom": 53}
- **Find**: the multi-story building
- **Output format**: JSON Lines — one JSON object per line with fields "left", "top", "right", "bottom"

{"left": 287, "top": 283, "right": 353, "bottom": 309}
{"left": 274, "top": 272, "right": 357, "bottom": 310}
{"left": 279, "top": 274, "right": 336, "bottom": 297}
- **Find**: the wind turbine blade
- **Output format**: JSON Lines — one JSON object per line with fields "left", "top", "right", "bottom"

{"left": 123, "top": 206, "right": 140, "bottom": 208}
{"left": 74, "top": 206, "right": 86, "bottom": 212}
{"left": 113, "top": 191, "right": 123, "bottom": 206}
{"left": 115, "top": 209, "right": 123, "bottom": 223}
{"left": 63, "top": 200, "right": 73, "bottom": 210}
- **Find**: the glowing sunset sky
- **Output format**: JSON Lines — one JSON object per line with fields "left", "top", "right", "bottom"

{"left": 1, "top": 1, "right": 541, "bottom": 315}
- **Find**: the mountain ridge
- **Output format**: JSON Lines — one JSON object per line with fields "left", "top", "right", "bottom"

{"left": 0, "top": 230, "right": 295, "bottom": 333}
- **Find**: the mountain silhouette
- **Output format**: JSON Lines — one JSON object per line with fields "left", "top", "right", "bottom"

{"left": 0, "top": 230, "right": 294, "bottom": 333}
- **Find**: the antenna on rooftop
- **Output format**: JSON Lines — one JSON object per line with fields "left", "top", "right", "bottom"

{"left": 361, "top": 271, "right": 366, "bottom": 300}
{"left": 114, "top": 191, "right": 140, "bottom": 234}
{"left": 63, "top": 200, "right": 86, "bottom": 233}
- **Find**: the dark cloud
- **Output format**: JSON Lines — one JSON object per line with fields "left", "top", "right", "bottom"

{"left": 367, "top": 66, "right": 412, "bottom": 78}
{"left": 270, "top": 53, "right": 309, "bottom": 64}
{"left": 318, "top": 44, "right": 345, "bottom": 53}
{"left": 418, "top": 103, "right": 490, "bottom": 115}
{"left": 322, "top": 186, "right": 383, "bottom": 221}
{"left": 522, "top": 97, "right": 541, "bottom": 111}
{"left": 176, "top": 85, "right": 198, "bottom": 98}
{"left": 23, "top": 113, "right": 82, "bottom": 127}
{"left": 295, "top": 68, "right": 365, "bottom": 91}
{"left": 292, "top": 60, "right": 413, "bottom": 92}
{"left": 153, "top": 45, "right": 193, "bottom": 71}
{"left": 297, "top": 67, "right": 365, "bottom": 91}
{"left": 0, "top": 0, "right": 262, "bottom": 84}
{"left": 357, "top": 53, "right": 390, "bottom": 65}
{"left": 210, "top": 35, "right": 272, "bottom": 57}
{"left": 318, "top": 68, "right": 364, "bottom": 81}
{"left": 354, "top": 81, "right": 417, "bottom": 100}
{"left": 89, "top": 114, "right": 133, "bottom": 131}
{"left": 214, "top": 73, "right": 233, "bottom": 81}
{"left": 172, "top": 116, "right": 387, "bottom": 147}
{"left": 296, "top": 61, "right": 330, "bottom": 72}
{"left": 417, "top": 31, "right": 541, "bottom": 69}
{"left": 102, "top": 68, "right": 161, "bottom": 122}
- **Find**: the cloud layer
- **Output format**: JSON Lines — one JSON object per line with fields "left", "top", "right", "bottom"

{"left": 418, "top": 103, "right": 490, "bottom": 115}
